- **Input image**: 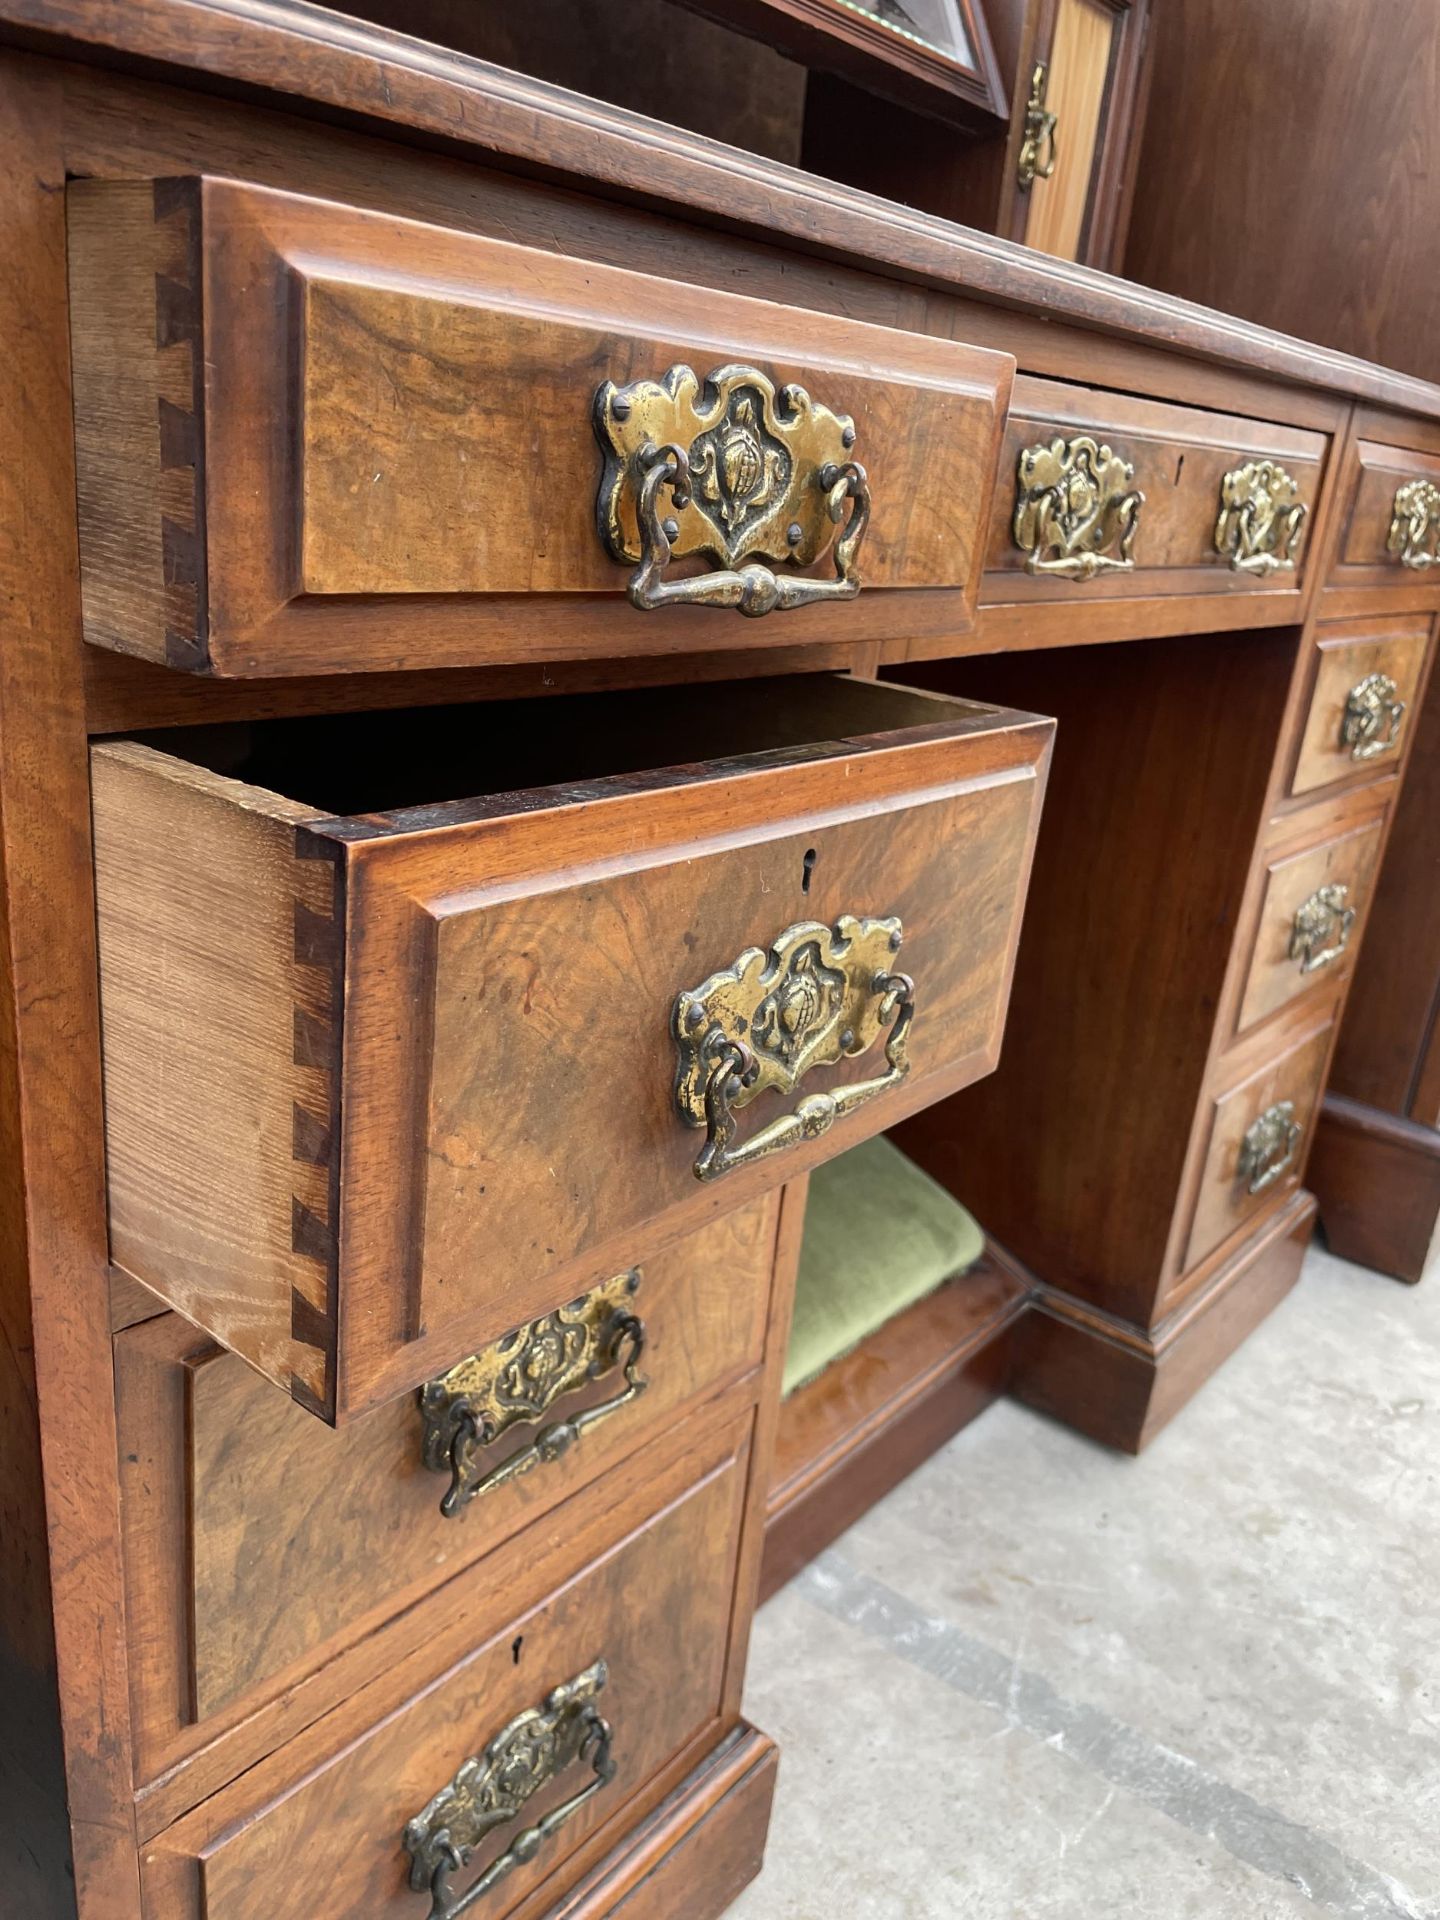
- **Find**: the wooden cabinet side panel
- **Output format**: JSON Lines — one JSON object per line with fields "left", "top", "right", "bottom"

{"left": 92, "top": 744, "right": 339, "bottom": 1412}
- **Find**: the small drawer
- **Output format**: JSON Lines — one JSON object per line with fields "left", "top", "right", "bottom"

{"left": 1332, "top": 437, "right": 1440, "bottom": 583}
{"left": 93, "top": 675, "right": 1052, "bottom": 1423}
{"left": 140, "top": 1403, "right": 753, "bottom": 1919}
{"left": 1236, "top": 809, "right": 1386, "bottom": 1036}
{"left": 1184, "top": 1022, "right": 1333, "bottom": 1272}
{"left": 116, "top": 1200, "right": 775, "bottom": 1787}
{"left": 1290, "top": 616, "right": 1430, "bottom": 796}
{"left": 66, "top": 175, "right": 1013, "bottom": 677}
{"left": 984, "top": 375, "right": 1327, "bottom": 600}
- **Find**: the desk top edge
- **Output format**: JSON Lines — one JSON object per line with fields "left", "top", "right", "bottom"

{"left": 4, "top": 0, "right": 1440, "bottom": 425}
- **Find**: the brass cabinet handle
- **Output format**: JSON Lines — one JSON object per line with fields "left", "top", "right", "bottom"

{"left": 1340, "top": 671, "right": 1406, "bottom": 761}
{"left": 420, "top": 1273, "right": 647, "bottom": 1518}
{"left": 1214, "top": 460, "right": 1308, "bottom": 575}
{"left": 1014, "top": 435, "right": 1144, "bottom": 580}
{"left": 1017, "top": 61, "right": 1058, "bottom": 189}
{"left": 594, "top": 363, "right": 869, "bottom": 616}
{"left": 404, "top": 1661, "right": 615, "bottom": 1918}
{"left": 1237, "top": 1101, "right": 1302, "bottom": 1196}
{"left": 1387, "top": 478, "right": 1440, "bottom": 569}
{"left": 673, "top": 916, "right": 913, "bottom": 1183}
{"left": 1288, "top": 883, "right": 1355, "bottom": 975}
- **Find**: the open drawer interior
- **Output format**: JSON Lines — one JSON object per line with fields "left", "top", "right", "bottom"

{"left": 93, "top": 673, "right": 1053, "bottom": 1422}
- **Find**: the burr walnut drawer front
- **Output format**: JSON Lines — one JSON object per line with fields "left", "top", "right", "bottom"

{"left": 1331, "top": 437, "right": 1440, "bottom": 583}
{"left": 66, "top": 174, "right": 1013, "bottom": 678}
{"left": 1289, "top": 616, "right": 1431, "bottom": 796}
{"left": 114, "top": 1199, "right": 776, "bottom": 1790}
{"left": 1183, "top": 1022, "right": 1334, "bottom": 1273}
{"left": 983, "top": 376, "right": 1327, "bottom": 600}
{"left": 139, "top": 1401, "right": 754, "bottom": 1919}
{"left": 1235, "top": 807, "right": 1387, "bottom": 1037}
{"left": 92, "top": 675, "right": 1052, "bottom": 1425}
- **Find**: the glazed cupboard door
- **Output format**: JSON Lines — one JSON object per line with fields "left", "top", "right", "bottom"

{"left": 1011, "top": 0, "right": 1151, "bottom": 268}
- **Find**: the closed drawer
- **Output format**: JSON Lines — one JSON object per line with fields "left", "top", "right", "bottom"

{"left": 1184, "top": 1022, "right": 1333, "bottom": 1272}
{"left": 1236, "top": 808, "right": 1386, "bottom": 1036}
{"left": 1290, "top": 616, "right": 1430, "bottom": 796}
{"left": 141, "top": 1402, "right": 753, "bottom": 1918}
{"left": 1332, "top": 438, "right": 1440, "bottom": 583}
{"left": 67, "top": 175, "right": 1012, "bottom": 677}
{"left": 93, "top": 675, "right": 1052, "bottom": 1423}
{"left": 116, "top": 1199, "right": 775, "bottom": 1789}
{"left": 984, "top": 376, "right": 1327, "bottom": 600}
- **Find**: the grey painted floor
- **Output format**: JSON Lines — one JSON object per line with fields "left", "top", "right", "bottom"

{"left": 732, "top": 1233, "right": 1440, "bottom": 1919}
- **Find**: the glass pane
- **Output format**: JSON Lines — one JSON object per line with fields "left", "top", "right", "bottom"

{"left": 830, "top": 0, "right": 975, "bottom": 69}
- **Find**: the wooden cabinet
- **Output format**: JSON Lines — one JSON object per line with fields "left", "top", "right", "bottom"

{"left": 92, "top": 677, "right": 1051, "bottom": 1422}
{"left": 3, "top": 7, "right": 1440, "bottom": 1919}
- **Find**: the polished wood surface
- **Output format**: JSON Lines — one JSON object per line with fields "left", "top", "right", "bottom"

{"left": 1289, "top": 618, "right": 1430, "bottom": 797}
{"left": 114, "top": 1202, "right": 775, "bottom": 1788}
{"left": 69, "top": 175, "right": 1014, "bottom": 674}
{"left": 94, "top": 681, "right": 1051, "bottom": 1422}
{"left": 1235, "top": 806, "right": 1385, "bottom": 1037}
{"left": 1021, "top": 0, "right": 1114, "bottom": 260}
{"left": 1183, "top": 1019, "right": 1333, "bottom": 1272}
{"left": 1124, "top": 0, "right": 1440, "bottom": 389}
{"left": 4, "top": 5, "right": 1440, "bottom": 1912}
{"left": 142, "top": 1406, "right": 755, "bottom": 1918}
{"left": 1310, "top": 1095, "right": 1440, "bottom": 1286}
{"left": 984, "top": 375, "right": 1326, "bottom": 603}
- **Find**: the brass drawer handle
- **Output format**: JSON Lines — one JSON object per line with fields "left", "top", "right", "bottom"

{"left": 420, "top": 1273, "right": 647, "bottom": 1518}
{"left": 1341, "top": 671, "right": 1406, "bottom": 761}
{"left": 673, "top": 915, "right": 913, "bottom": 1183}
{"left": 404, "top": 1661, "right": 615, "bottom": 1918}
{"left": 1288, "top": 883, "right": 1355, "bottom": 974}
{"left": 1014, "top": 435, "right": 1144, "bottom": 580}
{"left": 1214, "top": 460, "right": 1308, "bottom": 575}
{"left": 1387, "top": 478, "right": 1440, "bottom": 569}
{"left": 1238, "top": 1101, "right": 1302, "bottom": 1196}
{"left": 594, "top": 363, "right": 869, "bottom": 616}
{"left": 1017, "top": 61, "right": 1058, "bottom": 189}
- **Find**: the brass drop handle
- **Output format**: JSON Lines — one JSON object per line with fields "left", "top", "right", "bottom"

{"left": 1288, "top": 883, "right": 1354, "bottom": 974}
{"left": 1387, "top": 478, "right": 1440, "bottom": 569}
{"left": 420, "top": 1272, "right": 647, "bottom": 1518}
{"left": 594, "top": 363, "right": 869, "bottom": 616}
{"left": 672, "top": 916, "right": 914, "bottom": 1183}
{"left": 1017, "top": 61, "right": 1058, "bottom": 189}
{"left": 1340, "top": 672, "right": 1405, "bottom": 761}
{"left": 1238, "top": 1101, "right": 1302, "bottom": 1196}
{"left": 404, "top": 1662, "right": 615, "bottom": 1918}
{"left": 1014, "top": 435, "right": 1144, "bottom": 580}
{"left": 1214, "top": 460, "right": 1308, "bottom": 575}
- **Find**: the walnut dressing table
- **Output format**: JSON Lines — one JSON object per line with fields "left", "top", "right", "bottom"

{"left": 2, "top": 7, "right": 1438, "bottom": 1917}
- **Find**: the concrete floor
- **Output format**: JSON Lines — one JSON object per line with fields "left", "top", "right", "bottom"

{"left": 732, "top": 1234, "right": 1440, "bottom": 1919}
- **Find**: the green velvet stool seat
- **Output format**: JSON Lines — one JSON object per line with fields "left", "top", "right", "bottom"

{"left": 783, "top": 1135, "right": 985, "bottom": 1397}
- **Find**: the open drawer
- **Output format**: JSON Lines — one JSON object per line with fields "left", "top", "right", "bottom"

{"left": 93, "top": 675, "right": 1052, "bottom": 1422}
{"left": 67, "top": 175, "right": 1012, "bottom": 675}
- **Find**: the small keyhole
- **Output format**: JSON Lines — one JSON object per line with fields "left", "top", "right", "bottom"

{"left": 512, "top": 1635, "right": 524, "bottom": 1665}
{"left": 801, "top": 848, "right": 817, "bottom": 894}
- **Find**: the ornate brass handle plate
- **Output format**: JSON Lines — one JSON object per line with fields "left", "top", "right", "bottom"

{"left": 1387, "top": 478, "right": 1440, "bottom": 569}
{"left": 1237, "top": 1101, "right": 1302, "bottom": 1196}
{"left": 420, "top": 1273, "right": 647, "bottom": 1518}
{"left": 673, "top": 916, "right": 913, "bottom": 1183}
{"left": 594, "top": 363, "right": 869, "bottom": 616}
{"left": 404, "top": 1662, "right": 615, "bottom": 1918}
{"left": 1288, "top": 883, "right": 1355, "bottom": 975}
{"left": 1341, "top": 671, "right": 1406, "bottom": 761}
{"left": 1017, "top": 61, "right": 1058, "bottom": 189}
{"left": 1014, "top": 435, "right": 1144, "bottom": 580}
{"left": 1214, "top": 460, "right": 1308, "bottom": 575}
